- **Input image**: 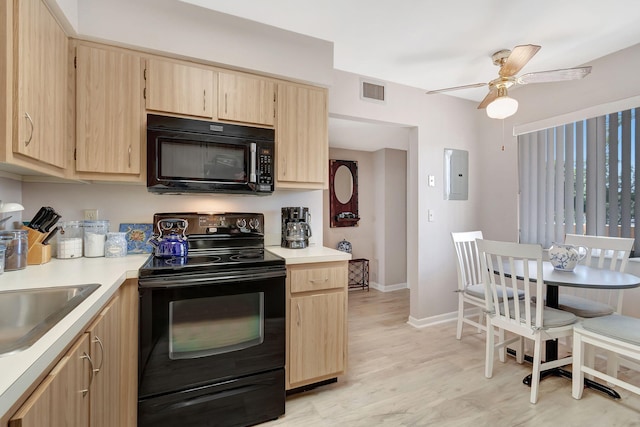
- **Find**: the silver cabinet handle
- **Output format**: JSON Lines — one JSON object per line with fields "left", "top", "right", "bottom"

{"left": 92, "top": 336, "right": 105, "bottom": 373}
{"left": 80, "top": 352, "right": 95, "bottom": 397}
{"left": 203, "top": 89, "right": 206, "bottom": 112}
{"left": 24, "top": 112, "right": 34, "bottom": 146}
{"left": 310, "top": 277, "right": 329, "bottom": 284}
{"left": 296, "top": 303, "right": 301, "bottom": 326}
{"left": 225, "top": 93, "right": 228, "bottom": 114}
{"left": 128, "top": 145, "right": 132, "bottom": 168}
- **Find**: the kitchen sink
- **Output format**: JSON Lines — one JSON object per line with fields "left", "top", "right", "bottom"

{"left": 0, "top": 283, "right": 100, "bottom": 356}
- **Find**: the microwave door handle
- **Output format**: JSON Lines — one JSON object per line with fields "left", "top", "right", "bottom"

{"left": 249, "top": 143, "right": 257, "bottom": 183}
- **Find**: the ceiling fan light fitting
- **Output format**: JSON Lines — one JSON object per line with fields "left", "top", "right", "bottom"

{"left": 486, "top": 95, "right": 518, "bottom": 119}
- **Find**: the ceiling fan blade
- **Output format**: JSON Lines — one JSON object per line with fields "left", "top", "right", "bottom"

{"left": 516, "top": 66, "right": 592, "bottom": 85}
{"left": 499, "top": 44, "right": 541, "bottom": 77}
{"left": 477, "top": 89, "right": 498, "bottom": 109}
{"left": 426, "top": 82, "right": 487, "bottom": 94}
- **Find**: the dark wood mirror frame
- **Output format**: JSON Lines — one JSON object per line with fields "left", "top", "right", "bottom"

{"left": 329, "top": 159, "right": 360, "bottom": 228}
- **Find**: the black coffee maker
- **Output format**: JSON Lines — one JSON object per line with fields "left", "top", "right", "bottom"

{"left": 281, "top": 207, "right": 312, "bottom": 249}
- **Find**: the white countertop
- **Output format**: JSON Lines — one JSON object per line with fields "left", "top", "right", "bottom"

{"left": 0, "top": 254, "right": 149, "bottom": 419}
{"left": 0, "top": 246, "right": 347, "bottom": 418}
{"left": 266, "top": 245, "right": 351, "bottom": 264}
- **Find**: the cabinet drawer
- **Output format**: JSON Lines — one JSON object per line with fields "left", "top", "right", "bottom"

{"left": 288, "top": 262, "right": 347, "bottom": 293}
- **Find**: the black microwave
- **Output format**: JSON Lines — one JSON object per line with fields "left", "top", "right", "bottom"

{"left": 147, "top": 114, "right": 275, "bottom": 195}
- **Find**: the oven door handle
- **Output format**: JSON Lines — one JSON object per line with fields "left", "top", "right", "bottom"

{"left": 160, "top": 382, "right": 267, "bottom": 412}
{"left": 139, "top": 268, "right": 286, "bottom": 288}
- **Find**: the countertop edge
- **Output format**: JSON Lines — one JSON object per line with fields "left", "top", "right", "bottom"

{"left": 266, "top": 246, "right": 352, "bottom": 264}
{"left": 0, "top": 255, "right": 148, "bottom": 419}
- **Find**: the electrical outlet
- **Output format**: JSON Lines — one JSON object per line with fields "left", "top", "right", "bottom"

{"left": 84, "top": 209, "right": 99, "bottom": 220}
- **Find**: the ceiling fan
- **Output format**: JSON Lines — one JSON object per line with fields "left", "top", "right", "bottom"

{"left": 426, "top": 44, "right": 592, "bottom": 119}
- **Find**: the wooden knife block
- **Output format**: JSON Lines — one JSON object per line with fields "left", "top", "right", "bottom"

{"left": 21, "top": 226, "right": 52, "bottom": 265}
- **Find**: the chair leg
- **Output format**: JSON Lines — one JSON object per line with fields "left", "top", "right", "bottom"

{"left": 498, "top": 328, "right": 506, "bottom": 362}
{"left": 456, "top": 296, "right": 464, "bottom": 340}
{"left": 572, "top": 332, "right": 585, "bottom": 399}
{"left": 584, "top": 343, "right": 595, "bottom": 381}
{"left": 516, "top": 337, "right": 524, "bottom": 364}
{"left": 485, "top": 317, "right": 494, "bottom": 378}
{"left": 530, "top": 336, "right": 543, "bottom": 404}
{"left": 606, "top": 350, "right": 619, "bottom": 381}
{"left": 476, "top": 308, "right": 484, "bottom": 333}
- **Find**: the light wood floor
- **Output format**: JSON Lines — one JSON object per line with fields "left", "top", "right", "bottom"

{"left": 265, "top": 289, "right": 640, "bottom": 427}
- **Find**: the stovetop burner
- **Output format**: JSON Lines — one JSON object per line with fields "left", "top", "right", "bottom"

{"left": 229, "top": 251, "right": 263, "bottom": 261}
{"left": 139, "top": 212, "right": 285, "bottom": 279}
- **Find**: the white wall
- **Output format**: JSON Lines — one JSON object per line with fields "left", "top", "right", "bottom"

{"left": 381, "top": 149, "right": 407, "bottom": 287}
{"left": 0, "top": 177, "right": 23, "bottom": 230}
{"left": 52, "top": 0, "right": 333, "bottom": 87}
{"left": 329, "top": 69, "right": 483, "bottom": 325}
{"left": 20, "top": 182, "right": 322, "bottom": 247}
{"left": 323, "top": 147, "right": 407, "bottom": 291}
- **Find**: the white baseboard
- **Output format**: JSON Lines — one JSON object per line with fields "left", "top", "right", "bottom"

{"left": 369, "top": 282, "right": 407, "bottom": 292}
{"left": 407, "top": 311, "right": 457, "bottom": 328}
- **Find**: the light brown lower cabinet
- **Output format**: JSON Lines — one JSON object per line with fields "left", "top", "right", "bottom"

{"left": 286, "top": 261, "right": 348, "bottom": 390}
{"left": 9, "top": 334, "right": 91, "bottom": 427}
{"left": 86, "top": 295, "right": 120, "bottom": 427}
{"left": 9, "top": 279, "right": 138, "bottom": 427}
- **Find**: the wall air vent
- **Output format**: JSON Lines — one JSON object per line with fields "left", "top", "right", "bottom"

{"left": 360, "top": 79, "right": 386, "bottom": 103}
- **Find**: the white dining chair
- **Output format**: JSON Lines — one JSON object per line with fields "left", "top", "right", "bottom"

{"left": 562, "top": 234, "right": 635, "bottom": 378}
{"left": 561, "top": 234, "right": 634, "bottom": 317}
{"left": 451, "top": 231, "right": 486, "bottom": 340}
{"left": 477, "top": 239, "right": 577, "bottom": 404}
{"left": 573, "top": 314, "right": 640, "bottom": 400}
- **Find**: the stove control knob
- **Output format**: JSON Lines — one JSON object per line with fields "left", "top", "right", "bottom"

{"left": 236, "top": 218, "right": 247, "bottom": 229}
{"left": 249, "top": 218, "right": 260, "bottom": 230}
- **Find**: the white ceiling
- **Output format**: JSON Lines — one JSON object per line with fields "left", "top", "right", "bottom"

{"left": 177, "top": 0, "right": 640, "bottom": 151}
{"left": 179, "top": 0, "right": 640, "bottom": 103}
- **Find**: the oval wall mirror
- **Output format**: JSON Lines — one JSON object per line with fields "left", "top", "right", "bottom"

{"left": 334, "top": 165, "right": 353, "bottom": 204}
{"left": 329, "top": 159, "right": 360, "bottom": 228}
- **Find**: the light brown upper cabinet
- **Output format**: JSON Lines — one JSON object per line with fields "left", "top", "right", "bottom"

{"left": 276, "top": 83, "right": 328, "bottom": 189}
{"left": 75, "top": 44, "right": 144, "bottom": 178}
{"left": 12, "top": 0, "right": 67, "bottom": 169}
{"left": 145, "top": 58, "right": 214, "bottom": 118}
{"left": 217, "top": 71, "right": 275, "bottom": 126}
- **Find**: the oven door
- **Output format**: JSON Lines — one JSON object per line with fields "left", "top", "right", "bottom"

{"left": 138, "top": 267, "right": 285, "bottom": 399}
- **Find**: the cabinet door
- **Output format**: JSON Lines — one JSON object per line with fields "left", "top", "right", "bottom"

{"left": 146, "top": 58, "right": 214, "bottom": 118}
{"left": 218, "top": 71, "right": 275, "bottom": 126}
{"left": 13, "top": 0, "right": 67, "bottom": 168}
{"left": 10, "top": 334, "right": 91, "bottom": 427}
{"left": 86, "top": 294, "right": 121, "bottom": 427}
{"left": 288, "top": 292, "right": 346, "bottom": 386}
{"left": 276, "top": 84, "right": 328, "bottom": 189}
{"left": 76, "top": 44, "right": 143, "bottom": 175}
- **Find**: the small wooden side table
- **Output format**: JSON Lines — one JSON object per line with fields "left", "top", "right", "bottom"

{"left": 348, "top": 258, "right": 369, "bottom": 291}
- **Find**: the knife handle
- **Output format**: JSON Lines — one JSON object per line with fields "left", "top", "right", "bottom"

{"left": 42, "top": 227, "right": 59, "bottom": 245}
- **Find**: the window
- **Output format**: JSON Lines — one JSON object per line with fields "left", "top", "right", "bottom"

{"left": 518, "top": 108, "right": 639, "bottom": 251}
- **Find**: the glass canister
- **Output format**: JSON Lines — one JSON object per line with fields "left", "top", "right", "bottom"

{"left": 57, "top": 221, "right": 84, "bottom": 259}
{"left": 0, "top": 230, "right": 28, "bottom": 270}
{"left": 83, "top": 220, "right": 110, "bottom": 257}
{"left": 105, "top": 232, "right": 127, "bottom": 258}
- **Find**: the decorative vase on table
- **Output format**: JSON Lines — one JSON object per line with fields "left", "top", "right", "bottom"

{"left": 548, "top": 243, "right": 587, "bottom": 271}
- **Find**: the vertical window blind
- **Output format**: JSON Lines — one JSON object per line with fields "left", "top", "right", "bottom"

{"left": 518, "top": 108, "right": 639, "bottom": 251}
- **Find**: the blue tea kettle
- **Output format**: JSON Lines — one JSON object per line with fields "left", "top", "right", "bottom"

{"left": 149, "top": 218, "right": 189, "bottom": 258}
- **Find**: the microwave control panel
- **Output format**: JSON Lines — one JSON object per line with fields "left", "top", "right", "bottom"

{"left": 257, "top": 146, "right": 273, "bottom": 186}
